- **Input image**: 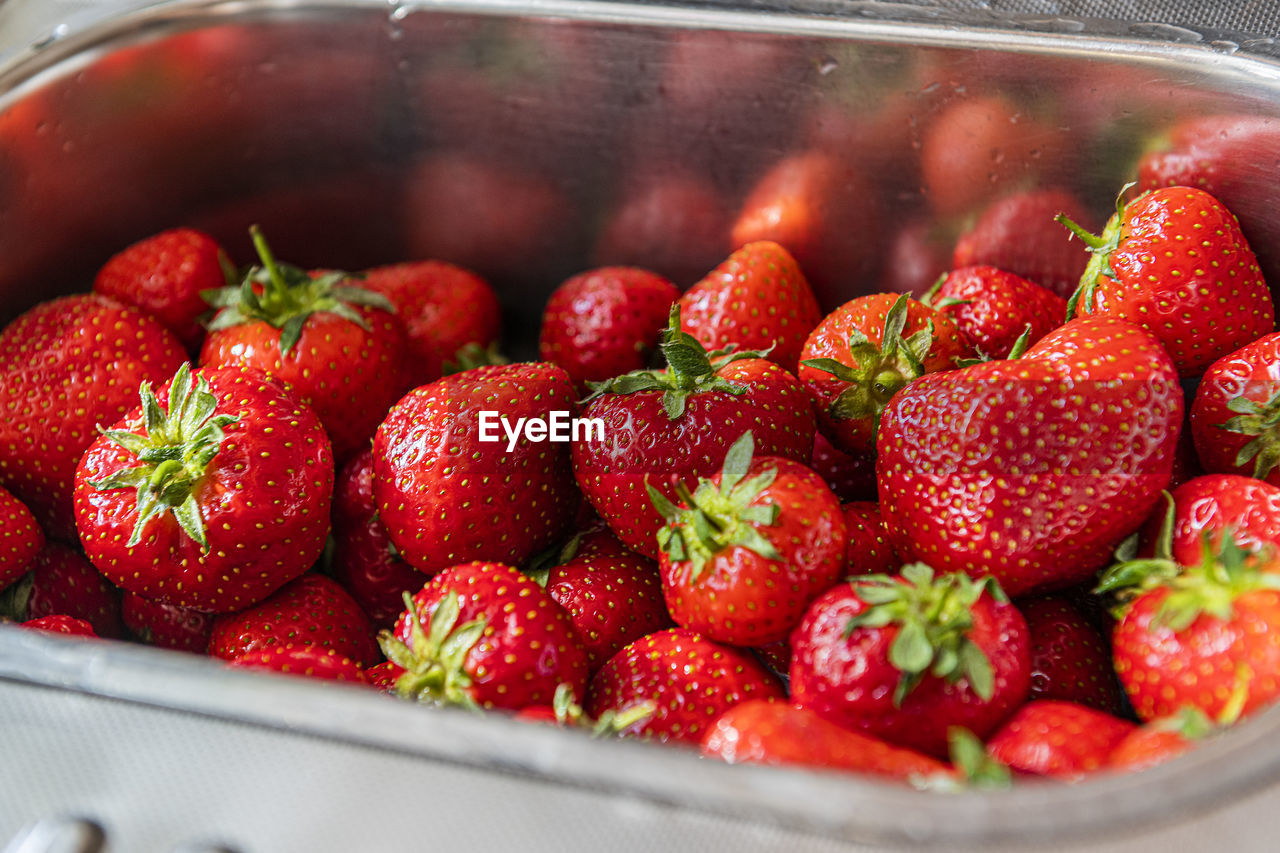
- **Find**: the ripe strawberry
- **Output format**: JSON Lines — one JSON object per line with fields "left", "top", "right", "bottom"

{"left": 789, "top": 565, "right": 1030, "bottom": 758}
{"left": 1108, "top": 706, "right": 1221, "bottom": 772}
{"left": 74, "top": 363, "right": 333, "bottom": 613}
{"left": 0, "top": 543, "right": 123, "bottom": 639}
{"left": 210, "top": 573, "right": 378, "bottom": 666}
{"left": 843, "top": 502, "right": 899, "bottom": 577}
{"left": 986, "top": 700, "right": 1136, "bottom": 780}
{"left": 573, "top": 307, "right": 814, "bottom": 559}
{"left": 380, "top": 561, "right": 589, "bottom": 710}
{"left": 679, "top": 241, "right": 820, "bottom": 375}
{"left": 585, "top": 627, "right": 784, "bottom": 744}
{"left": 122, "top": 592, "right": 213, "bottom": 653}
{"left": 20, "top": 614, "right": 97, "bottom": 637}
{"left": 927, "top": 266, "right": 1067, "bottom": 359}
{"left": 1019, "top": 595, "right": 1125, "bottom": 715}
{"left": 879, "top": 217, "right": 954, "bottom": 299}
{"left": 93, "top": 227, "right": 233, "bottom": 349}
{"left": 1139, "top": 475, "right": 1280, "bottom": 567}
{"left": 0, "top": 294, "right": 187, "bottom": 538}
{"left": 359, "top": 259, "right": 502, "bottom": 387}
{"left": 0, "top": 485, "right": 43, "bottom": 593}
{"left": 539, "top": 266, "right": 679, "bottom": 390}
{"left": 517, "top": 682, "right": 656, "bottom": 737}
{"left": 199, "top": 227, "right": 407, "bottom": 460}
{"left": 878, "top": 316, "right": 1183, "bottom": 596}
{"left": 799, "top": 293, "right": 971, "bottom": 456}
{"left": 648, "top": 432, "right": 846, "bottom": 646}
{"left": 373, "top": 363, "right": 579, "bottom": 575}
{"left": 363, "top": 660, "right": 404, "bottom": 692}
{"left": 952, "top": 189, "right": 1097, "bottom": 299}
{"left": 808, "top": 432, "right": 876, "bottom": 503}
{"left": 1060, "top": 186, "right": 1273, "bottom": 377}
{"left": 228, "top": 643, "right": 366, "bottom": 683}
{"left": 1190, "top": 332, "right": 1280, "bottom": 485}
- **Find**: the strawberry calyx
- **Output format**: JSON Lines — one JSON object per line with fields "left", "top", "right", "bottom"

{"left": 1148, "top": 535, "right": 1280, "bottom": 633}
{"left": 0, "top": 572, "right": 33, "bottom": 621}
{"left": 546, "top": 682, "right": 656, "bottom": 736}
{"left": 202, "top": 226, "right": 394, "bottom": 355}
{"left": 645, "top": 432, "right": 781, "bottom": 582}
{"left": 582, "top": 305, "right": 769, "bottom": 419}
{"left": 1059, "top": 183, "right": 1135, "bottom": 319}
{"left": 801, "top": 294, "right": 934, "bottom": 431}
{"left": 1094, "top": 492, "right": 1180, "bottom": 613}
{"left": 953, "top": 324, "right": 1034, "bottom": 367}
{"left": 1219, "top": 387, "right": 1280, "bottom": 481}
{"left": 378, "top": 591, "right": 487, "bottom": 711}
{"left": 845, "top": 563, "right": 1006, "bottom": 706}
{"left": 87, "top": 363, "right": 238, "bottom": 551}
{"left": 443, "top": 341, "right": 509, "bottom": 376}
{"left": 914, "top": 727, "right": 1012, "bottom": 792}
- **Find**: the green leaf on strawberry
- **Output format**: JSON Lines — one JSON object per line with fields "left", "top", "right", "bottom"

{"left": 1221, "top": 389, "right": 1280, "bottom": 480}
{"left": 378, "top": 591, "right": 487, "bottom": 712}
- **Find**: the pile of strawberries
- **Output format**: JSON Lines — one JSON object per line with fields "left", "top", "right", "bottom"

{"left": 5, "top": 113, "right": 1280, "bottom": 792}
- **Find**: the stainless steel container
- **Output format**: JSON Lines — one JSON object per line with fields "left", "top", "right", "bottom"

{"left": 4, "top": 2, "right": 1280, "bottom": 850}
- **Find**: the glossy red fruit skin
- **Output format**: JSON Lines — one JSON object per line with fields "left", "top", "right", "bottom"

{"left": 539, "top": 267, "right": 680, "bottom": 390}
{"left": 789, "top": 581, "right": 1031, "bottom": 758}
{"left": 200, "top": 300, "right": 408, "bottom": 461}
{"left": 93, "top": 227, "right": 229, "bottom": 349}
{"left": 843, "top": 502, "right": 899, "bottom": 577}
{"left": 545, "top": 530, "right": 673, "bottom": 673}
{"left": 0, "top": 294, "right": 187, "bottom": 538}
{"left": 1019, "top": 595, "right": 1125, "bottom": 715}
{"left": 586, "top": 628, "right": 784, "bottom": 744}
{"left": 360, "top": 260, "right": 501, "bottom": 387}
{"left": 394, "top": 562, "right": 589, "bottom": 710}
{"left": 122, "top": 592, "right": 214, "bottom": 653}
{"left": 21, "top": 614, "right": 97, "bottom": 636}
{"left": 701, "top": 700, "right": 949, "bottom": 780}
{"left": 0, "top": 485, "right": 43, "bottom": 593}
{"left": 363, "top": 660, "right": 404, "bottom": 691}
{"left": 1191, "top": 333, "right": 1280, "bottom": 486}
{"left": 22, "top": 543, "right": 123, "bottom": 639}
{"left": 878, "top": 316, "right": 1183, "bottom": 597}
{"left": 810, "top": 431, "right": 877, "bottom": 503}
{"left": 933, "top": 266, "right": 1067, "bottom": 359}
{"left": 679, "top": 242, "right": 821, "bottom": 375}
{"left": 228, "top": 643, "right": 366, "bottom": 683}
{"left": 659, "top": 457, "right": 846, "bottom": 647}
{"left": 1108, "top": 725, "right": 1196, "bottom": 772}
{"left": 987, "top": 700, "right": 1136, "bottom": 780}
{"left": 572, "top": 359, "right": 814, "bottom": 559}
{"left": 74, "top": 367, "right": 334, "bottom": 613}
{"left": 210, "top": 574, "right": 379, "bottom": 667}
{"left": 799, "top": 293, "right": 971, "bottom": 456}
{"left": 1140, "top": 475, "right": 1280, "bottom": 566}
{"left": 373, "top": 363, "right": 580, "bottom": 575}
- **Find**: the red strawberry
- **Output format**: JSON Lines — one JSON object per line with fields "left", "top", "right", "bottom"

{"left": 228, "top": 643, "right": 366, "bottom": 683}
{"left": 986, "top": 700, "right": 1136, "bottom": 780}
{"left": 0, "top": 485, "right": 43, "bottom": 593}
{"left": 0, "top": 294, "right": 187, "bottom": 538}
{"left": 539, "top": 266, "right": 679, "bottom": 389}
{"left": 0, "top": 543, "right": 123, "bottom": 639}
{"left": 879, "top": 217, "right": 954, "bottom": 299}
{"left": 799, "top": 293, "right": 971, "bottom": 456}
{"left": 952, "top": 189, "right": 1097, "bottom": 299}
{"left": 363, "top": 660, "right": 404, "bottom": 692}
{"left": 648, "top": 432, "right": 846, "bottom": 646}
{"left": 93, "top": 227, "right": 232, "bottom": 349}
{"left": 74, "top": 363, "right": 333, "bottom": 613}
{"left": 1139, "top": 475, "right": 1280, "bottom": 567}
{"left": 373, "top": 363, "right": 579, "bottom": 575}
{"left": 585, "top": 627, "right": 784, "bottom": 744}
{"left": 928, "top": 266, "right": 1067, "bottom": 359}
{"left": 516, "top": 682, "right": 656, "bottom": 736}
{"left": 359, "top": 259, "right": 502, "bottom": 387}
{"left": 809, "top": 432, "right": 876, "bottom": 503}
{"left": 679, "top": 241, "right": 821, "bottom": 374}
{"left": 1019, "top": 595, "right": 1125, "bottom": 715}
{"left": 122, "top": 592, "right": 213, "bottom": 653}
{"left": 1060, "top": 186, "right": 1274, "bottom": 378}
{"left": 878, "top": 316, "right": 1183, "bottom": 597}
{"left": 209, "top": 573, "right": 378, "bottom": 666}
{"left": 843, "top": 501, "right": 899, "bottom": 577}
{"left": 572, "top": 307, "right": 814, "bottom": 559}
{"left": 199, "top": 227, "right": 407, "bottom": 460}
{"left": 1191, "top": 332, "right": 1280, "bottom": 485}
{"left": 1108, "top": 707, "right": 1222, "bottom": 772}
{"left": 21, "top": 614, "right": 97, "bottom": 637}
{"left": 789, "top": 565, "right": 1030, "bottom": 758}
{"left": 380, "top": 561, "right": 589, "bottom": 710}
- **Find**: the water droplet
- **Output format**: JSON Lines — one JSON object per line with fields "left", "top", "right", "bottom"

{"left": 817, "top": 56, "right": 839, "bottom": 75}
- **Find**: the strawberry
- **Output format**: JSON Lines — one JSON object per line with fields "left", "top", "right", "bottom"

{"left": 359, "top": 260, "right": 502, "bottom": 387}
{"left": 843, "top": 501, "right": 899, "bottom": 577}
{"left": 1190, "top": 332, "right": 1280, "bottom": 485}
{"left": 0, "top": 543, "right": 123, "bottom": 639}
{"left": 0, "top": 294, "right": 187, "bottom": 538}
{"left": 210, "top": 573, "right": 378, "bottom": 666}
{"left": 0, "top": 485, "right": 43, "bottom": 593}
{"left": 986, "top": 700, "right": 1136, "bottom": 780}
{"left": 1138, "top": 475, "right": 1280, "bottom": 568}
{"left": 20, "top": 614, "right": 97, "bottom": 637}
{"left": 363, "top": 660, "right": 404, "bottom": 692}
{"left": 879, "top": 218, "right": 954, "bottom": 299}
{"left": 808, "top": 432, "right": 876, "bottom": 503}
{"left": 199, "top": 227, "right": 407, "bottom": 460}
{"left": 92, "top": 227, "right": 233, "bottom": 349}
{"left": 585, "top": 627, "right": 784, "bottom": 744}
{"left": 951, "top": 189, "right": 1097, "bottom": 299}
{"left": 648, "top": 432, "right": 846, "bottom": 646}
{"left": 121, "top": 592, "right": 213, "bottom": 653}
{"left": 1059, "top": 186, "right": 1274, "bottom": 378}
{"left": 516, "top": 682, "right": 656, "bottom": 737}
{"left": 798, "top": 293, "right": 971, "bottom": 456}
{"left": 372, "top": 363, "right": 579, "bottom": 575}
{"left": 679, "top": 241, "right": 821, "bottom": 375}
{"left": 1108, "top": 706, "right": 1222, "bottom": 772}
{"left": 877, "top": 316, "right": 1183, "bottom": 597}
{"left": 380, "top": 561, "right": 589, "bottom": 710}
{"left": 572, "top": 306, "right": 814, "bottom": 558}
{"left": 927, "top": 266, "right": 1067, "bottom": 360}
{"left": 1019, "top": 595, "right": 1125, "bottom": 715}
{"left": 228, "top": 643, "right": 366, "bottom": 683}
{"left": 789, "top": 565, "right": 1030, "bottom": 758}
{"left": 74, "top": 363, "right": 333, "bottom": 612}
{"left": 538, "top": 266, "right": 679, "bottom": 390}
